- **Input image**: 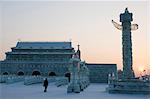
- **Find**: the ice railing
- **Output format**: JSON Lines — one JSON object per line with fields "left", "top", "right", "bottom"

{"left": 0, "top": 75, "right": 69, "bottom": 86}
{"left": 0, "top": 75, "right": 24, "bottom": 84}
{"left": 55, "top": 77, "right": 68, "bottom": 87}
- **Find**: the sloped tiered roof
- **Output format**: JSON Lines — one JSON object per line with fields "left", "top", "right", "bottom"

{"left": 15, "top": 42, "right": 72, "bottom": 49}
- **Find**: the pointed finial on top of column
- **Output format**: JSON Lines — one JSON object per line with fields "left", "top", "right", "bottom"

{"left": 125, "top": 7, "right": 129, "bottom": 13}
{"left": 77, "top": 44, "right": 80, "bottom": 50}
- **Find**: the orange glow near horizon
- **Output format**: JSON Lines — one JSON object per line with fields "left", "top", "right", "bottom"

{"left": 137, "top": 66, "right": 150, "bottom": 76}
{"left": 138, "top": 66, "right": 145, "bottom": 73}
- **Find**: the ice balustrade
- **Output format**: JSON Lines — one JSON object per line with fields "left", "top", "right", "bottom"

{"left": 0, "top": 75, "right": 24, "bottom": 84}
{"left": 55, "top": 77, "right": 68, "bottom": 87}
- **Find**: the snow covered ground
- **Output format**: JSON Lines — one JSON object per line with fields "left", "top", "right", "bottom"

{"left": 0, "top": 82, "right": 149, "bottom": 99}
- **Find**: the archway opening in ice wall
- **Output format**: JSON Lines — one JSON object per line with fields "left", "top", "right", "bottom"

{"left": 3, "top": 72, "right": 8, "bottom": 75}
{"left": 65, "top": 73, "right": 71, "bottom": 82}
{"left": 49, "top": 72, "right": 56, "bottom": 76}
{"left": 32, "top": 71, "right": 41, "bottom": 76}
{"left": 17, "top": 71, "right": 24, "bottom": 76}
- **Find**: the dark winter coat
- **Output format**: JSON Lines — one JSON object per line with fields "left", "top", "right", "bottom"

{"left": 43, "top": 79, "right": 48, "bottom": 87}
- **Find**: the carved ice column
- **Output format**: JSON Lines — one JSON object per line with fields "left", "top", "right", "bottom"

{"left": 67, "top": 57, "right": 80, "bottom": 93}
{"left": 120, "top": 8, "right": 135, "bottom": 79}
{"left": 112, "top": 8, "right": 138, "bottom": 79}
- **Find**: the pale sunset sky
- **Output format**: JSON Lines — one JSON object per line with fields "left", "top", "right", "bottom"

{"left": 0, "top": 0, "right": 149, "bottom": 76}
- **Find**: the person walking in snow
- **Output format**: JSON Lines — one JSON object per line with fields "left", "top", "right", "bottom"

{"left": 43, "top": 78, "right": 48, "bottom": 92}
